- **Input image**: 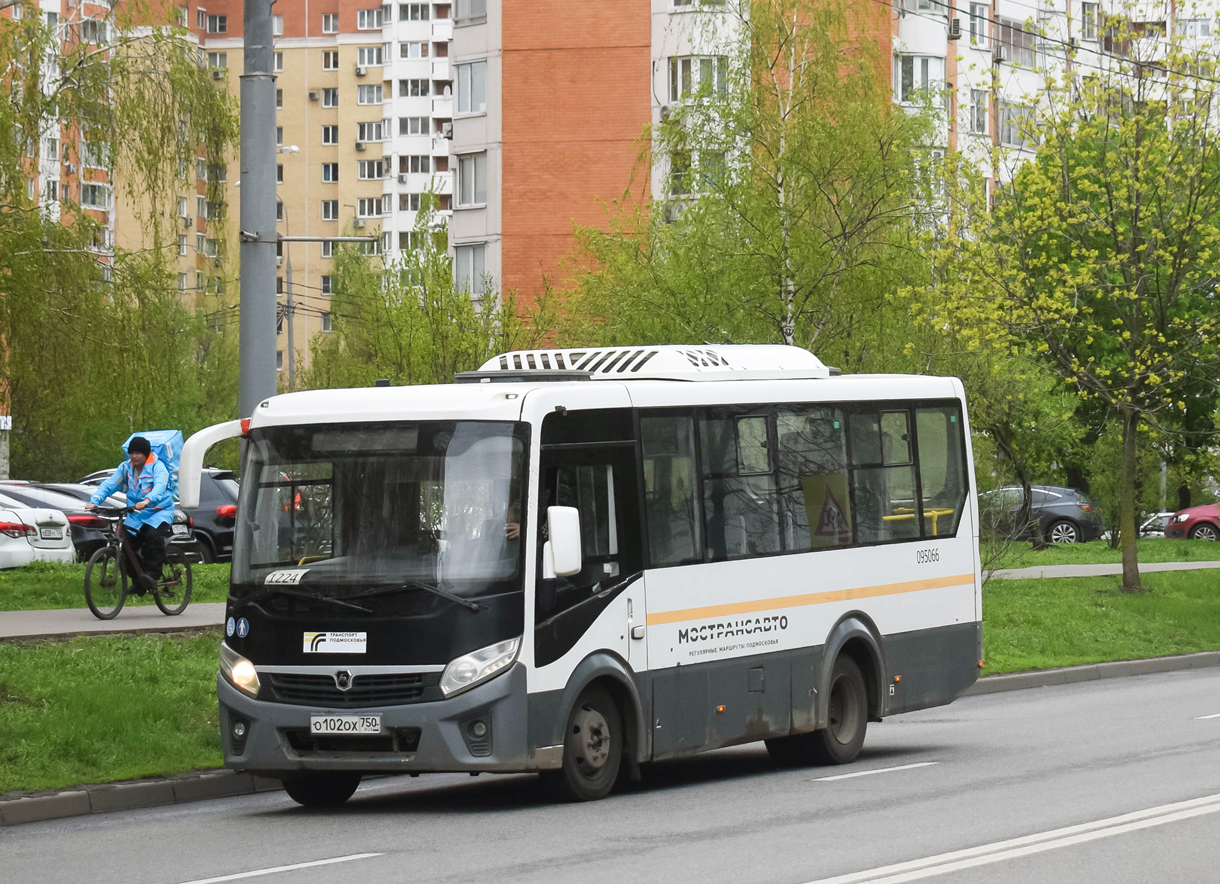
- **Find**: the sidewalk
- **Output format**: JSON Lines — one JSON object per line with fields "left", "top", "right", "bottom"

{"left": 0, "top": 603, "right": 226, "bottom": 640}
{"left": 990, "top": 560, "right": 1220, "bottom": 580}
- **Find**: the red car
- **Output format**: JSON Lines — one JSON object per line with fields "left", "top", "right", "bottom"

{"left": 1164, "top": 504, "right": 1220, "bottom": 541}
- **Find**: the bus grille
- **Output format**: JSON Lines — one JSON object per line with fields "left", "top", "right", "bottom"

{"left": 265, "top": 672, "right": 429, "bottom": 707}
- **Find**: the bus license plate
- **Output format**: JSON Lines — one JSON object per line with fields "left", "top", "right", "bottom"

{"left": 171, "top": 524, "right": 189, "bottom": 536}
{"left": 310, "top": 715, "right": 381, "bottom": 735}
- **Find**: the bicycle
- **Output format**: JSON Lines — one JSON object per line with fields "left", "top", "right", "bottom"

{"left": 84, "top": 506, "right": 193, "bottom": 620}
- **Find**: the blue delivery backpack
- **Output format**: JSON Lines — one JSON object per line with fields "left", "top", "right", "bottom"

{"left": 122, "top": 430, "right": 184, "bottom": 500}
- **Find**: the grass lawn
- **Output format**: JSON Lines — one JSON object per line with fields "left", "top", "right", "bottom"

{"left": 991, "top": 538, "right": 1220, "bottom": 570}
{"left": 982, "top": 570, "right": 1220, "bottom": 674}
{"left": 0, "top": 633, "right": 223, "bottom": 795}
{"left": 0, "top": 562, "right": 231, "bottom": 611}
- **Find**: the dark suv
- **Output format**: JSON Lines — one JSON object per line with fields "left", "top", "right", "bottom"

{"left": 979, "top": 485, "right": 1106, "bottom": 544}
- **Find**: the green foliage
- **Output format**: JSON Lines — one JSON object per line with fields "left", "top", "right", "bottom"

{"left": 992, "top": 539, "right": 1220, "bottom": 571}
{"left": 0, "top": 633, "right": 222, "bottom": 794}
{"left": 304, "top": 202, "right": 550, "bottom": 388}
{"left": 564, "top": 0, "right": 935, "bottom": 371}
{"left": 0, "top": 561, "right": 230, "bottom": 610}
{"left": 0, "top": 6, "right": 240, "bottom": 481}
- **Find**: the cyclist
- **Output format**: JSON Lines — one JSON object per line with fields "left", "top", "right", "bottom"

{"left": 86, "top": 436, "right": 174, "bottom": 595}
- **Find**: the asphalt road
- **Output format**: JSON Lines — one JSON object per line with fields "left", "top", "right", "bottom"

{"left": 5, "top": 668, "right": 1220, "bottom": 884}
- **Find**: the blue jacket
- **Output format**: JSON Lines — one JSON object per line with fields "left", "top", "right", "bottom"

{"left": 89, "top": 453, "right": 174, "bottom": 530}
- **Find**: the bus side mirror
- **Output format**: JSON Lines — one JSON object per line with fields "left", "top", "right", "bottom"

{"left": 544, "top": 506, "right": 582, "bottom": 578}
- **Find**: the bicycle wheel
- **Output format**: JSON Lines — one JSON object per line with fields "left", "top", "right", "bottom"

{"left": 154, "top": 552, "right": 193, "bottom": 615}
{"left": 85, "top": 546, "right": 127, "bottom": 620}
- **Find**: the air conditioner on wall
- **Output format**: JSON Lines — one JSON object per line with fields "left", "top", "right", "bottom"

{"left": 355, "top": 141, "right": 366, "bottom": 151}
{"left": 993, "top": 44, "right": 1008, "bottom": 63}
{"left": 398, "top": 173, "right": 409, "bottom": 184}
{"left": 308, "top": 90, "right": 319, "bottom": 101}
{"left": 64, "top": 163, "right": 77, "bottom": 175}
{"left": 355, "top": 65, "right": 367, "bottom": 77}
{"left": 948, "top": 17, "right": 962, "bottom": 40}
{"left": 212, "top": 69, "right": 224, "bottom": 80}
{"left": 183, "top": 216, "right": 193, "bottom": 228}
{"left": 353, "top": 218, "right": 365, "bottom": 228}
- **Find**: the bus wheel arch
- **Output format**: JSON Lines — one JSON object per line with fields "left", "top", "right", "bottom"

{"left": 820, "top": 615, "right": 886, "bottom": 727}
{"left": 551, "top": 653, "right": 648, "bottom": 765}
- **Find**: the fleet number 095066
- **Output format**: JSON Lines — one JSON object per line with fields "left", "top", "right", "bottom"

{"left": 915, "top": 548, "right": 940, "bottom": 564}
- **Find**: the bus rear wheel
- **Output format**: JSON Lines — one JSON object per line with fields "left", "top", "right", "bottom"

{"left": 544, "top": 685, "right": 622, "bottom": 802}
{"left": 281, "top": 772, "right": 362, "bottom": 807}
{"left": 811, "top": 655, "right": 868, "bottom": 765}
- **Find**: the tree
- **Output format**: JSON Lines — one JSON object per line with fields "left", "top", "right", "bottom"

{"left": 919, "top": 36, "right": 1220, "bottom": 590}
{"left": 565, "top": 0, "right": 935, "bottom": 370}
{"left": 304, "top": 201, "right": 551, "bottom": 389}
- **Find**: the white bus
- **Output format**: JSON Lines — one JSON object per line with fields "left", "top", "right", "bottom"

{"left": 181, "top": 345, "right": 981, "bottom": 805}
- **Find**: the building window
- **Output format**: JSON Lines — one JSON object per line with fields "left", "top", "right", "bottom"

{"left": 357, "top": 121, "right": 384, "bottom": 141}
{"left": 996, "top": 17, "right": 1036, "bottom": 67}
{"left": 81, "top": 183, "right": 111, "bottom": 210}
{"left": 399, "top": 78, "right": 429, "bottom": 97}
{"left": 322, "top": 125, "right": 339, "bottom": 144}
{"left": 273, "top": 52, "right": 284, "bottom": 72}
{"left": 998, "top": 99, "right": 1035, "bottom": 148}
{"left": 275, "top": 89, "right": 283, "bottom": 109}
{"left": 321, "top": 275, "right": 332, "bottom": 294}
{"left": 1081, "top": 3, "right": 1098, "bottom": 40}
{"left": 207, "top": 51, "right": 227, "bottom": 68}
{"left": 197, "top": 232, "right": 206, "bottom": 252}
{"left": 455, "top": 0, "right": 486, "bottom": 22}
{"left": 322, "top": 312, "right": 333, "bottom": 332}
{"left": 969, "top": 88, "right": 987, "bottom": 134}
{"left": 197, "top": 195, "right": 208, "bottom": 217}
{"left": 893, "top": 55, "right": 945, "bottom": 104}
{"left": 399, "top": 3, "right": 429, "bottom": 21}
{"left": 178, "top": 273, "right": 188, "bottom": 291}
{"left": 357, "top": 196, "right": 383, "bottom": 217}
{"left": 44, "top": 137, "right": 58, "bottom": 162}
{"left": 321, "top": 88, "right": 338, "bottom": 108}
{"left": 357, "top": 8, "right": 382, "bottom": 29}
{"left": 399, "top": 116, "right": 427, "bottom": 135}
{"left": 81, "top": 18, "right": 109, "bottom": 43}
{"left": 276, "top": 126, "right": 283, "bottom": 145}
{"left": 399, "top": 193, "right": 422, "bottom": 211}
{"left": 669, "top": 56, "right": 728, "bottom": 102}
{"left": 276, "top": 201, "right": 284, "bottom": 221}
{"left": 322, "top": 240, "right": 334, "bottom": 258}
{"left": 277, "top": 351, "right": 283, "bottom": 372}
{"left": 456, "top": 60, "right": 486, "bottom": 114}
{"left": 178, "top": 196, "right": 188, "bottom": 217}
{"left": 401, "top": 41, "right": 429, "bottom": 59}
{"left": 357, "top": 159, "right": 384, "bottom": 179}
{"left": 272, "top": 14, "right": 283, "bottom": 35}
{"left": 357, "top": 84, "right": 383, "bottom": 105}
{"left": 357, "top": 46, "right": 383, "bottom": 66}
{"left": 668, "top": 149, "right": 691, "bottom": 196}
{"left": 457, "top": 153, "right": 487, "bottom": 206}
{"left": 454, "top": 243, "right": 486, "bottom": 292}
{"left": 206, "top": 14, "right": 226, "bottom": 33}
{"left": 969, "top": 3, "right": 988, "bottom": 46}
{"left": 322, "top": 12, "right": 338, "bottom": 33}
{"left": 197, "top": 7, "right": 206, "bottom": 29}
{"left": 322, "top": 162, "right": 339, "bottom": 182}
{"left": 322, "top": 199, "right": 339, "bottom": 220}
{"left": 276, "top": 164, "right": 284, "bottom": 183}
{"left": 401, "top": 154, "right": 431, "bottom": 173}
{"left": 178, "top": 234, "right": 188, "bottom": 256}
{"left": 323, "top": 50, "right": 339, "bottom": 70}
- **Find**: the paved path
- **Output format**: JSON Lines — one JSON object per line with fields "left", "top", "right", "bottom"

{"left": 0, "top": 602, "right": 226, "bottom": 640}
{"left": 6, "top": 668, "right": 1220, "bottom": 884}
{"left": 991, "top": 560, "right": 1220, "bottom": 580}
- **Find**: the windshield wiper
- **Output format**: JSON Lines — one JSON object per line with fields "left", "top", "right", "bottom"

{"left": 231, "top": 586, "right": 373, "bottom": 614}
{"left": 348, "top": 581, "right": 481, "bottom": 613}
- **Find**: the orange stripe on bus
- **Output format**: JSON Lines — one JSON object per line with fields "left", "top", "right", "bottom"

{"left": 644, "top": 573, "right": 976, "bottom": 626}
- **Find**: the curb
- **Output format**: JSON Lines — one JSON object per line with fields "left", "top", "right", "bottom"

{"left": 964, "top": 649, "right": 1220, "bottom": 695}
{"left": 0, "top": 770, "right": 283, "bottom": 827}
{"left": 4, "top": 650, "right": 1219, "bottom": 827}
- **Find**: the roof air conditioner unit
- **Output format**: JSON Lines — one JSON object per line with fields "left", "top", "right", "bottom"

{"left": 355, "top": 141, "right": 366, "bottom": 151}
{"left": 308, "top": 90, "right": 319, "bottom": 101}
{"left": 183, "top": 216, "right": 193, "bottom": 228}
{"left": 398, "top": 173, "right": 409, "bottom": 184}
{"left": 993, "top": 44, "right": 1008, "bottom": 63}
{"left": 355, "top": 65, "right": 367, "bottom": 77}
{"left": 211, "top": 69, "right": 224, "bottom": 80}
{"left": 948, "top": 17, "right": 962, "bottom": 40}
{"left": 353, "top": 218, "right": 365, "bottom": 228}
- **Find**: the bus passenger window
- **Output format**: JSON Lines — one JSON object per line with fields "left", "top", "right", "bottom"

{"left": 916, "top": 406, "right": 967, "bottom": 537}
{"left": 849, "top": 411, "right": 919, "bottom": 544}
{"left": 641, "top": 415, "right": 701, "bottom": 566}
{"left": 699, "top": 413, "right": 780, "bottom": 561}
{"left": 777, "top": 407, "right": 851, "bottom": 550}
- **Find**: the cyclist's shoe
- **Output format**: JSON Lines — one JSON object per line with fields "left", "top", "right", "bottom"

{"left": 137, "top": 574, "right": 158, "bottom": 596}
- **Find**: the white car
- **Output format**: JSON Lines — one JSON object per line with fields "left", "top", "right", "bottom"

{"left": 0, "top": 493, "right": 75, "bottom": 569}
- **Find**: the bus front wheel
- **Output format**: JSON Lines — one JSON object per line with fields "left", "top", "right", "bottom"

{"left": 281, "top": 772, "right": 362, "bottom": 807}
{"left": 811, "top": 655, "right": 868, "bottom": 765}
{"left": 544, "top": 685, "right": 622, "bottom": 802}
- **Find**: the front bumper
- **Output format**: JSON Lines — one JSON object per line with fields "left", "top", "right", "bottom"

{"left": 218, "top": 662, "right": 542, "bottom": 775}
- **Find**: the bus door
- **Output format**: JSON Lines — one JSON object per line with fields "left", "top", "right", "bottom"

{"left": 533, "top": 412, "right": 645, "bottom": 674}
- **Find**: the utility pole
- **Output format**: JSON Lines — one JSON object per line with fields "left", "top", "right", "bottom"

{"left": 237, "top": 0, "right": 277, "bottom": 417}
{"left": 284, "top": 222, "right": 296, "bottom": 392}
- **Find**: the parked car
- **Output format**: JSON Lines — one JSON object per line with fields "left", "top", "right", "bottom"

{"left": 0, "top": 495, "right": 75, "bottom": 568}
{"left": 81, "top": 467, "right": 237, "bottom": 563}
{"left": 1139, "top": 512, "right": 1176, "bottom": 537}
{"left": 978, "top": 485, "right": 1106, "bottom": 544}
{"left": 1164, "top": 503, "right": 1220, "bottom": 541}
{"left": 47, "top": 483, "right": 202, "bottom": 562}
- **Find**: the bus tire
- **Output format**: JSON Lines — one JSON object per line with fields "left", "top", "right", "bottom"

{"left": 811, "top": 655, "right": 868, "bottom": 765}
{"left": 281, "top": 772, "right": 362, "bottom": 807}
{"left": 544, "top": 685, "right": 622, "bottom": 802}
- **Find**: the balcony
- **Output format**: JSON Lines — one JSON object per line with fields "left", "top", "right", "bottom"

{"left": 431, "top": 59, "right": 450, "bottom": 80}
{"left": 432, "top": 96, "right": 453, "bottom": 118}
{"left": 432, "top": 20, "right": 453, "bottom": 41}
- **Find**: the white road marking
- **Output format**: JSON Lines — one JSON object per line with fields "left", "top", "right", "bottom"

{"left": 176, "top": 853, "right": 383, "bottom": 884}
{"left": 1193, "top": 712, "right": 1220, "bottom": 720}
{"left": 812, "top": 762, "right": 940, "bottom": 782}
{"left": 801, "top": 793, "right": 1220, "bottom": 884}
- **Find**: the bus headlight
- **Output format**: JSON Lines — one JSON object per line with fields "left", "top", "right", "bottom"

{"left": 439, "top": 637, "right": 521, "bottom": 697}
{"left": 220, "top": 642, "right": 261, "bottom": 698}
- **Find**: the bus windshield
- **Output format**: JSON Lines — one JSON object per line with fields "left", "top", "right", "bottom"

{"left": 231, "top": 421, "right": 528, "bottom": 597}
